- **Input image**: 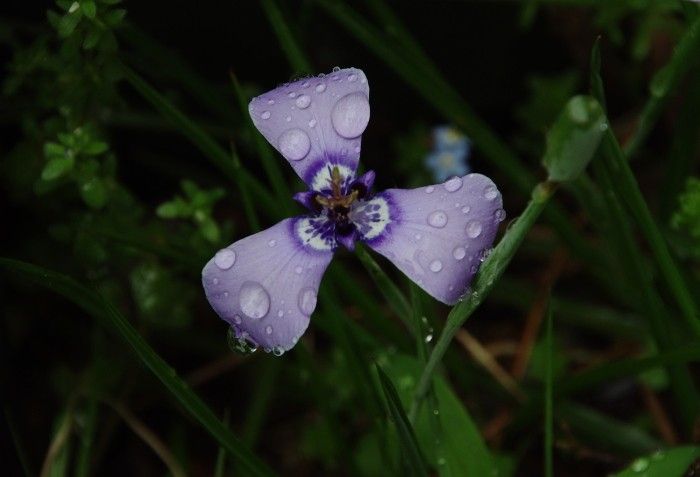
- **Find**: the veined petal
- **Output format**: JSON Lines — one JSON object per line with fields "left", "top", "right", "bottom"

{"left": 359, "top": 174, "right": 505, "bottom": 305}
{"left": 202, "top": 218, "right": 334, "bottom": 353}
{"left": 248, "top": 68, "right": 370, "bottom": 192}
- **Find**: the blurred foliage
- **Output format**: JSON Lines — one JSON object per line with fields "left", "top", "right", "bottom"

{"left": 3, "top": 0, "right": 700, "bottom": 476}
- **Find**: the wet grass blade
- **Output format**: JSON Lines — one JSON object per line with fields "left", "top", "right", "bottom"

{"left": 0, "top": 258, "right": 277, "bottom": 477}
{"left": 411, "top": 180, "right": 557, "bottom": 415}
{"left": 624, "top": 15, "right": 700, "bottom": 159}
{"left": 376, "top": 365, "right": 429, "bottom": 477}
{"left": 260, "top": 0, "right": 312, "bottom": 74}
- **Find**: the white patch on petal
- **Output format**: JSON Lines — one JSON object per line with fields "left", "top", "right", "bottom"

{"left": 351, "top": 196, "right": 391, "bottom": 241}
{"left": 295, "top": 217, "right": 335, "bottom": 251}
{"left": 310, "top": 164, "right": 354, "bottom": 192}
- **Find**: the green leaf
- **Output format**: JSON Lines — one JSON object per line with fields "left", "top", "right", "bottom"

{"left": 382, "top": 354, "right": 496, "bottom": 477}
{"left": 375, "top": 365, "right": 428, "bottom": 477}
{"left": 44, "top": 142, "right": 66, "bottom": 158}
{"left": 156, "top": 201, "right": 182, "bottom": 219}
{"left": 83, "top": 29, "right": 101, "bottom": 49}
{"left": 81, "top": 1, "right": 97, "bottom": 19}
{"left": 80, "top": 177, "right": 108, "bottom": 209}
{"left": 57, "top": 11, "right": 81, "bottom": 38}
{"left": 41, "top": 156, "right": 75, "bottom": 181}
{"left": 199, "top": 217, "right": 220, "bottom": 243}
{"left": 612, "top": 447, "right": 700, "bottom": 477}
{"left": 0, "top": 259, "right": 277, "bottom": 477}
{"left": 82, "top": 140, "right": 108, "bottom": 155}
{"left": 542, "top": 95, "right": 605, "bottom": 182}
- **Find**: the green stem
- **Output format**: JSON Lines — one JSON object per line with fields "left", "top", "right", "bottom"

{"left": 410, "top": 181, "right": 558, "bottom": 416}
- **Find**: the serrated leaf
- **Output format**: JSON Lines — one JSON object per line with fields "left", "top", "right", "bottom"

{"left": 42, "top": 156, "right": 75, "bottom": 181}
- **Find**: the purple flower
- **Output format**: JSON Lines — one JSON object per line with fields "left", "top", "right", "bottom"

{"left": 202, "top": 67, "right": 505, "bottom": 355}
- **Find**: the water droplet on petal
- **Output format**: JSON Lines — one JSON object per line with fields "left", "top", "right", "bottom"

{"left": 484, "top": 185, "right": 498, "bottom": 200}
{"left": 453, "top": 247, "right": 466, "bottom": 260}
{"left": 273, "top": 346, "right": 284, "bottom": 356}
{"left": 212, "top": 277, "right": 219, "bottom": 285}
{"left": 233, "top": 315, "right": 242, "bottom": 324}
{"left": 331, "top": 92, "right": 370, "bottom": 139}
{"left": 414, "top": 234, "right": 422, "bottom": 241}
{"left": 261, "top": 110, "right": 271, "bottom": 120}
{"left": 461, "top": 205, "right": 471, "bottom": 214}
{"left": 315, "top": 83, "right": 326, "bottom": 93}
{"left": 239, "top": 282, "right": 270, "bottom": 320}
{"left": 332, "top": 66, "right": 341, "bottom": 72}
{"left": 268, "top": 239, "right": 277, "bottom": 247}
{"left": 348, "top": 73, "right": 357, "bottom": 82}
{"left": 294, "top": 266, "right": 303, "bottom": 275}
{"left": 285, "top": 115, "right": 292, "bottom": 122}
{"left": 430, "top": 260, "right": 443, "bottom": 272}
{"left": 466, "top": 220, "right": 483, "bottom": 238}
{"left": 444, "top": 176, "right": 463, "bottom": 192}
{"left": 308, "top": 119, "right": 317, "bottom": 128}
{"left": 214, "top": 249, "right": 236, "bottom": 269}
{"left": 267, "top": 99, "right": 275, "bottom": 105}
{"left": 427, "top": 210, "right": 448, "bottom": 228}
{"left": 277, "top": 310, "right": 284, "bottom": 317}
{"left": 295, "top": 94, "right": 311, "bottom": 109}
{"left": 288, "top": 91, "right": 297, "bottom": 98}
{"left": 265, "top": 325, "right": 273, "bottom": 335}
{"left": 278, "top": 128, "right": 310, "bottom": 161}
{"left": 298, "top": 288, "right": 317, "bottom": 316}
{"left": 494, "top": 208, "right": 506, "bottom": 222}
{"left": 425, "top": 186, "right": 435, "bottom": 194}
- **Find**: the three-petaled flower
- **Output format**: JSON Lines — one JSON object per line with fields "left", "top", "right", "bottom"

{"left": 202, "top": 67, "right": 505, "bottom": 355}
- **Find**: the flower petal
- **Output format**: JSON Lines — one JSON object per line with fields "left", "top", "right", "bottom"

{"left": 248, "top": 67, "right": 370, "bottom": 191}
{"left": 202, "top": 218, "right": 334, "bottom": 353}
{"left": 359, "top": 173, "right": 505, "bottom": 305}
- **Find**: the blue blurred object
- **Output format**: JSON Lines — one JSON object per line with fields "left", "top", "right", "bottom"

{"left": 425, "top": 126, "right": 471, "bottom": 181}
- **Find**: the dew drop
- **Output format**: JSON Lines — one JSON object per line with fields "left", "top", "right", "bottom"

{"left": 494, "top": 208, "right": 506, "bottom": 222}
{"left": 453, "top": 246, "right": 466, "bottom": 260}
{"left": 484, "top": 185, "right": 498, "bottom": 200}
{"left": 265, "top": 325, "right": 273, "bottom": 335}
{"left": 331, "top": 92, "right": 370, "bottom": 139}
{"left": 233, "top": 315, "right": 242, "bottom": 324}
{"left": 272, "top": 346, "right": 284, "bottom": 356}
{"left": 261, "top": 110, "right": 271, "bottom": 120}
{"left": 214, "top": 249, "right": 236, "bottom": 270}
{"left": 461, "top": 205, "right": 471, "bottom": 214}
{"left": 466, "top": 220, "right": 483, "bottom": 238}
{"left": 239, "top": 282, "right": 270, "bottom": 320}
{"left": 308, "top": 119, "right": 317, "bottom": 128}
{"left": 425, "top": 333, "right": 434, "bottom": 343}
{"left": 277, "top": 310, "right": 284, "bottom": 317}
{"left": 278, "top": 128, "right": 311, "bottom": 161}
{"left": 295, "top": 94, "right": 311, "bottom": 109}
{"left": 267, "top": 99, "right": 275, "bottom": 105}
{"left": 425, "top": 186, "right": 435, "bottom": 194}
{"left": 285, "top": 115, "right": 291, "bottom": 122}
{"left": 268, "top": 239, "right": 277, "bottom": 247}
{"left": 427, "top": 210, "right": 448, "bottom": 228}
{"left": 315, "top": 83, "right": 326, "bottom": 93}
{"left": 348, "top": 73, "right": 357, "bottom": 82}
{"left": 414, "top": 233, "right": 422, "bottom": 241}
{"left": 294, "top": 266, "right": 303, "bottom": 275}
{"left": 212, "top": 277, "right": 219, "bottom": 285}
{"left": 298, "top": 288, "right": 317, "bottom": 316}
{"left": 332, "top": 66, "right": 341, "bottom": 72}
{"left": 444, "top": 176, "right": 463, "bottom": 192}
{"left": 288, "top": 91, "right": 297, "bottom": 98}
{"left": 429, "top": 260, "right": 443, "bottom": 272}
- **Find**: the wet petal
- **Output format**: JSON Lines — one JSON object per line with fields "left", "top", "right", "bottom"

{"left": 248, "top": 67, "right": 370, "bottom": 191}
{"left": 359, "top": 173, "right": 505, "bottom": 305}
{"left": 202, "top": 218, "right": 334, "bottom": 353}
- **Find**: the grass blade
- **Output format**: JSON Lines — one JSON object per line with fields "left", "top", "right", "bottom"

{"left": 544, "top": 305, "right": 554, "bottom": 477}
{"left": 260, "top": 0, "right": 312, "bottom": 74}
{"left": 376, "top": 365, "right": 429, "bottom": 477}
{"left": 0, "top": 258, "right": 277, "bottom": 477}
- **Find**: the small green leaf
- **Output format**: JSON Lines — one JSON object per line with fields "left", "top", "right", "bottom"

{"left": 58, "top": 11, "right": 81, "bottom": 37}
{"left": 44, "top": 142, "right": 66, "bottom": 158}
{"left": 104, "top": 8, "right": 126, "bottom": 26}
{"left": 612, "top": 447, "right": 700, "bottom": 477}
{"left": 42, "top": 156, "right": 75, "bottom": 181}
{"left": 542, "top": 95, "right": 605, "bottom": 182}
{"left": 80, "top": 177, "right": 108, "bottom": 209}
{"left": 81, "top": 1, "right": 97, "bottom": 19}
{"left": 83, "top": 29, "right": 101, "bottom": 49}
{"left": 200, "top": 217, "right": 220, "bottom": 243}
{"left": 156, "top": 200, "right": 185, "bottom": 219}
{"left": 83, "top": 140, "right": 108, "bottom": 155}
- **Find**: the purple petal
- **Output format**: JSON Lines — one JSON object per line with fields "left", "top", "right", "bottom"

{"left": 359, "top": 174, "right": 505, "bottom": 305}
{"left": 202, "top": 218, "right": 334, "bottom": 353}
{"left": 248, "top": 68, "right": 370, "bottom": 190}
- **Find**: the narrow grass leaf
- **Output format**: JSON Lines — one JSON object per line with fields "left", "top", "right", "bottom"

{"left": 376, "top": 365, "right": 429, "bottom": 477}
{"left": 0, "top": 258, "right": 277, "bottom": 477}
{"left": 612, "top": 446, "right": 700, "bottom": 477}
{"left": 260, "top": 0, "right": 312, "bottom": 74}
